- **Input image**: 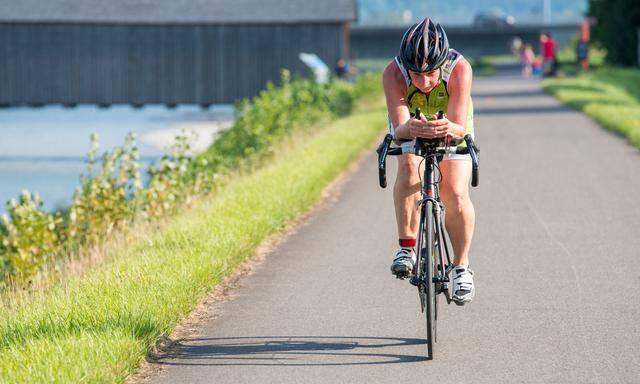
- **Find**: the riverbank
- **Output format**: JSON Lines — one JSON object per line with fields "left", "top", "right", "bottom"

{"left": 0, "top": 105, "right": 234, "bottom": 212}
{"left": 0, "top": 95, "right": 387, "bottom": 382}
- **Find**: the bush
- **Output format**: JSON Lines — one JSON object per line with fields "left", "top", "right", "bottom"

{"left": 139, "top": 133, "right": 214, "bottom": 218}
{"left": 353, "top": 72, "right": 382, "bottom": 99}
{"left": 327, "top": 80, "right": 355, "bottom": 117}
{"left": 67, "top": 133, "right": 141, "bottom": 248}
{"left": 199, "top": 70, "right": 373, "bottom": 171}
{"left": 0, "top": 191, "right": 63, "bottom": 283}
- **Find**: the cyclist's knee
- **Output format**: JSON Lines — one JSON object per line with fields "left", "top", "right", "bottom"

{"left": 397, "top": 155, "right": 419, "bottom": 176}
{"left": 441, "top": 186, "right": 472, "bottom": 212}
{"left": 395, "top": 156, "right": 420, "bottom": 192}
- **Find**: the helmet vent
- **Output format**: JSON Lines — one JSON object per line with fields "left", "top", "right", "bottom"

{"left": 399, "top": 17, "right": 449, "bottom": 73}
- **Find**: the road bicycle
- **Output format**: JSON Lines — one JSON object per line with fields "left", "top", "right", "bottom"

{"left": 376, "top": 110, "right": 479, "bottom": 360}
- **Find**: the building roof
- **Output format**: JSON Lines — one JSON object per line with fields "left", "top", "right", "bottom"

{"left": 0, "top": 0, "right": 357, "bottom": 24}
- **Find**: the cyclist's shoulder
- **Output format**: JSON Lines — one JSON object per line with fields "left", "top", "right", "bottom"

{"left": 382, "top": 59, "right": 408, "bottom": 92}
{"left": 443, "top": 49, "right": 471, "bottom": 78}
{"left": 452, "top": 56, "right": 472, "bottom": 77}
{"left": 448, "top": 55, "right": 472, "bottom": 90}
{"left": 382, "top": 59, "right": 402, "bottom": 80}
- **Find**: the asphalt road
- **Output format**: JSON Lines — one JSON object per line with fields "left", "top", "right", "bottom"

{"left": 151, "top": 75, "right": 640, "bottom": 384}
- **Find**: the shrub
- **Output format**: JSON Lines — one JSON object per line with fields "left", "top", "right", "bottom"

{"left": 67, "top": 133, "right": 141, "bottom": 248}
{"left": 139, "top": 132, "right": 215, "bottom": 218}
{"left": 0, "top": 191, "right": 63, "bottom": 283}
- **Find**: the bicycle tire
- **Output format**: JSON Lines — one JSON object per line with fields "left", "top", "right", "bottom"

{"left": 433, "top": 208, "right": 446, "bottom": 343}
{"left": 422, "top": 200, "right": 437, "bottom": 360}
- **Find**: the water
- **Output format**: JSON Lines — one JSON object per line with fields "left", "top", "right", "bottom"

{"left": 0, "top": 104, "right": 233, "bottom": 213}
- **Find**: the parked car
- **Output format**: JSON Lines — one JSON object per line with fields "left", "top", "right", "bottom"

{"left": 473, "top": 10, "right": 516, "bottom": 29}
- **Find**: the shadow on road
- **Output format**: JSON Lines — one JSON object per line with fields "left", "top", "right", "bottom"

{"left": 475, "top": 104, "right": 570, "bottom": 115}
{"left": 473, "top": 89, "right": 546, "bottom": 99}
{"left": 151, "top": 336, "right": 429, "bottom": 366}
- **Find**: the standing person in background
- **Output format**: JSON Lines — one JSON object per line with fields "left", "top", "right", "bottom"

{"left": 510, "top": 36, "right": 523, "bottom": 55}
{"left": 520, "top": 44, "right": 535, "bottom": 78}
{"left": 540, "top": 32, "right": 557, "bottom": 77}
{"left": 576, "top": 19, "right": 591, "bottom": 71}
{"left": 334, "top": 58, "right": 350, "bottom": 79}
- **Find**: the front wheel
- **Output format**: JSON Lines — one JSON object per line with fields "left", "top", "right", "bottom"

{"left": 420, "top": 201, "right": 437, "bottom": 360}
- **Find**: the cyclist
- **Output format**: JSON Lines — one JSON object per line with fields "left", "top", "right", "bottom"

{"left": 382, "top": 18, "right": 476, "bottom": 304}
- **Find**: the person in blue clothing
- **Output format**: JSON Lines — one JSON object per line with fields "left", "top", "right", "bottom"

{"left": 334, "top": 58, "right": 350, "bottom": 79}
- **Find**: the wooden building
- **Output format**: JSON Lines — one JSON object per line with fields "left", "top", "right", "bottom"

{"left": 0, "top": 0, "right": 356, "bottom": 107}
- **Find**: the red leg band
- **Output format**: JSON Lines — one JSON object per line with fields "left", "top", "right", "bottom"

{"left": 399, "top": 238, "right": 416, "bottom": 248}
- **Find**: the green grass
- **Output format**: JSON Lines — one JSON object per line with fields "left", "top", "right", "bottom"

{"left": 475, "top": 54, "right": 518, "bottom": 65}
{"left": 468, "top": 56, "right": 498, "bottom": 77}
{"left": 354, "top": 57, "right": 497, "bottom": 77}
{"left": 0, "top": 99, "right": 387, "bottom": 383}
{"left": 556, "top": 46, "right": 606, "bottom": 77}
{"left": 469, "top": 47, "right": 607, "bottom": 78}
{"left": 353, "top": 58, "right": 390, "bottom": 73}
{"left": 543, "top": 67, "right": 640, "bottom": 148}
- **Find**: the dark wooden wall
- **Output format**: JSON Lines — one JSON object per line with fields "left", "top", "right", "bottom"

{"left": 0, "top": 22, "right": 345, "bottom": 106}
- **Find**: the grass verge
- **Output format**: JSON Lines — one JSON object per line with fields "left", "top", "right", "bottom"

{"left": 0, "top": 98, "right": 387, "bottom": 383}
{"left": 354, "top": 57, "right": 496, "bottom": 77}
{"left": 468, "top": 56, "right": 498, "bottom": 76}
{"left": 555, "top": 46, "right": 606, "bottom": 77}
{"left": 543, "top": 67, "right": 640, "bottom": 149}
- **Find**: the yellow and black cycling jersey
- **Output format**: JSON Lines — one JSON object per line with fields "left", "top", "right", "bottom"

{"left": 390, "top": 48, "right": 474, "bottom": 148}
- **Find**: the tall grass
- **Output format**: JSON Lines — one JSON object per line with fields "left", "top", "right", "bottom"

{"left": 0, "top": 98, "right": 387, "bottom": 383}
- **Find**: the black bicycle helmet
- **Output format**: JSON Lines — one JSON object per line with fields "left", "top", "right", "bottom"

{"left": 398, "top": 18, "right": 450, "bottom": 73}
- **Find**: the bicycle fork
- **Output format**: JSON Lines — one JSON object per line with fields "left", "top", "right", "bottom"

{"left": 416, "top": 156, "right": 455, "bottom": 301}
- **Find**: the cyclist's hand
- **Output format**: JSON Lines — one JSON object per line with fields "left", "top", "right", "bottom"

{"left": 408, "top": 113, "right": 440, "bottom": 139}
{"left": 425, "top": 115, "right": 464, "bottom": 139}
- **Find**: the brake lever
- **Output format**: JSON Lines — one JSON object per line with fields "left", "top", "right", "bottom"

{"left": 377, "top": 134, "right": 393, "bottom": 188}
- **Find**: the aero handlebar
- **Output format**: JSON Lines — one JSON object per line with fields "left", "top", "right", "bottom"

{"left": 376, "top": 134, "right": 480, "bottom": 188}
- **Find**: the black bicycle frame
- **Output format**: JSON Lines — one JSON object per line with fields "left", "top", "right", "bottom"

{"left": 378, "top": 130, "right": 479, "bottom": 303}
{"left": 415, "top": 143, "right": 454, "bottom": 301}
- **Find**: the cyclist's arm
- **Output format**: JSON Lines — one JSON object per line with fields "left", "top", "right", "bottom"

{"left": 443, "top": 58, "right": 473, "bottom": 139}
{"left": 382, "top": 62, "right": 413, "bottom": 140}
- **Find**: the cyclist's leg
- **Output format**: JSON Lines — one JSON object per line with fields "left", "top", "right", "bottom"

{"left": 389, "top": 153, "right": 422, "bottom": 276}
{"left": 393, "top": 153, "right": 422, "bottom": 238}
{"left": 438, "top": 158, "right": 475, "bottom": 266}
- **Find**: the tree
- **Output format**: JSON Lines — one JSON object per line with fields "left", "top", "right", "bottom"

{"left": 589, "top": 0, "right": 640, "bottom": 66}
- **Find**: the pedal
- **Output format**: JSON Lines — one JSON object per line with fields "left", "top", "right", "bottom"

{"left": 394, "top": 271, "right": 409, "bottom": 280}
{"left": 436, "top": 281, "right": 450, "bottom": 294}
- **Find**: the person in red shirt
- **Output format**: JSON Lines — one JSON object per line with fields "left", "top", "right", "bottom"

{"left": 576, "top": 19, "right": 591, "bottom": 71}
{"left": 540, "top": 32, "right": 557, "bottom": 77}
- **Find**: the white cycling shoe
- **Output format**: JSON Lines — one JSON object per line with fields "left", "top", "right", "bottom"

{"left": 452, "top": 265, "right": 475, "bottom": 305}
{"left": 390, "top": 248, "right": 416, "bottom": 278}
